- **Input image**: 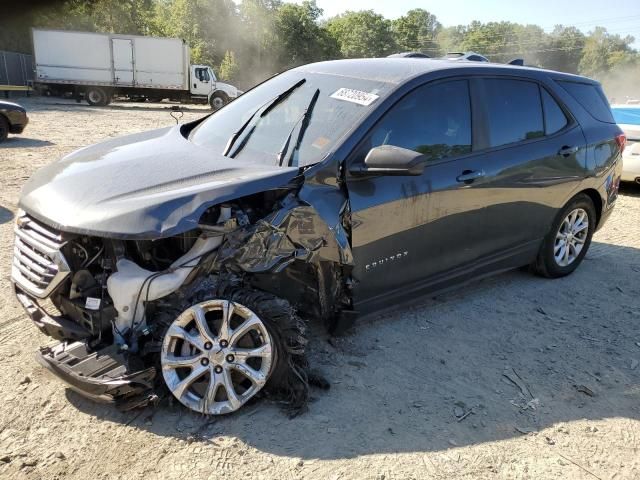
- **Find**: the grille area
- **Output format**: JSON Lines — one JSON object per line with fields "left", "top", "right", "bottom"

{"left": 11, "top": 213, "right": 70, "bottom": 298}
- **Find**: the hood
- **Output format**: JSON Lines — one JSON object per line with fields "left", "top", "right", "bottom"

{"left": 19, "top": 126, "right": 299, "bottom": 238}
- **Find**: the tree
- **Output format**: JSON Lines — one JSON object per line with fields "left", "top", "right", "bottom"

{"left": 326, "top": 10, "right": 396, "bottom": 58}
{"left": 579, "top": 27, "right": 636, "bottom": 77}
{"left": 392, "top": 9, "right": 441, "bottom": 56}
{"left": 274, "top": 1, "right": 338, "bottom": 68}
{"left": 541, "top": 26, "right": 585, "bottom": 74}
{"left": 218, "top": 50, "right": 239, "bottom": 82}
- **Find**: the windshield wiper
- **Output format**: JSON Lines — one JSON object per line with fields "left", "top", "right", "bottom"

{"left": 277, "top": 88, "right": 320, "bottom": 167}
{"left": 223, "top": 78, "right": 306, "bottom": 158}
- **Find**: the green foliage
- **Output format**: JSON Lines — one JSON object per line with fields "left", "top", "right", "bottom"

{"left": 2, "top": 1, "right": 638, "bottom": 91}
{"left": 326, "top": 10, "right": 396, "bottom": 58}
{"left": 392, "top": 9, "right": 441, "bottom": 56}
{"left": 218, "top": 50, "right": 239, "bottom": 82}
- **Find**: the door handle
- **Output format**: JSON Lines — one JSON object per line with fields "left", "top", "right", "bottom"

{"left": 558, "top": 145, "right": 578, "bottom": 157}
{"left": 456, "top": 169, "right": 485, "bottom": 183}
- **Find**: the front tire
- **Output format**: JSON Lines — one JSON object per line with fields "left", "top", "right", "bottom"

{"left": 210, "top": 92, "right": 228, "bottom": 111}
{"left": 533, "top": 193, "right": 596, "bottom": 278}
{"left": 160, "top": 289, "right": 308, "bottom": 415}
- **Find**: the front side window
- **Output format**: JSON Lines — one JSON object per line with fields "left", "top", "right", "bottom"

{"left": 368, "top": 80, "right": 472, "bottom": 162}
{"left": 196, "top": 68, "right": 210, "bottom": 82}
{"left": 483, "top": 79, "right": 544, "bottom": 148}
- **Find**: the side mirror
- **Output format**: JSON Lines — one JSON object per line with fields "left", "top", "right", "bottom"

{"left": 350, "top": 145, "right": 427, "bottom": 176}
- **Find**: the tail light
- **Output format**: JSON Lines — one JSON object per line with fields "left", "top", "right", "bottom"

{"left": 615, "top": 133, "right": 626, "bottom": 153}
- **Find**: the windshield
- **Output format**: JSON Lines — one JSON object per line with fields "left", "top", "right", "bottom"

{"left": 190, "top": 69, "right": 394, "bottom": 167}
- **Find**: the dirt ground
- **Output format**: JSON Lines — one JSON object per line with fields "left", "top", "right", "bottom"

{"left": 1, "top": 97, "right": 639, "bottom": 480}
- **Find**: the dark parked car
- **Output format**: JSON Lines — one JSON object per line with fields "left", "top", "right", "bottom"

{"left": 11, "top": 58, "right": 623, "bottom": 415}
{"left": 0, "top": 100, "right": 29, "bottom": 142}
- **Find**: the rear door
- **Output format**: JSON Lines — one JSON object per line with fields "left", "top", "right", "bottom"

{"left": 111, "top": 38, "right": 134, "bottom": 85}
{"left": 469, "top": 77, "right": 587, "bottom": 258}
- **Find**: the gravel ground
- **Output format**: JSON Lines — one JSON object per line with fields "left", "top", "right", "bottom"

{"left": 1, "top": 97, "right": 639, "bottom": 480}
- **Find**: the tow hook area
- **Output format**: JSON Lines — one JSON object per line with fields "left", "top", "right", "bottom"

{"left": 36, "top": 341, "right": 157, "bottom": 411}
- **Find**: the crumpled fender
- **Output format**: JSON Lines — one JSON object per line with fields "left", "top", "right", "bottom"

{"left": 217, "top": 162, "right": 354, "bottom": 273}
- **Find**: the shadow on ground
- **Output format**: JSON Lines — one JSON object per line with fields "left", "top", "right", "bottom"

{"left": 0, "top": 206, "right": 14, "bottom": 224}
{"left": 65, "top": 240, "right": 640, "bottom": 459}
{"left": 2, "top": 137, "right": 54, "bottom": 148}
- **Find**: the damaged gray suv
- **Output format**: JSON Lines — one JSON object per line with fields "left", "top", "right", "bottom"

{"left": 12, "top": 58, "right": 623, "bottom": 415}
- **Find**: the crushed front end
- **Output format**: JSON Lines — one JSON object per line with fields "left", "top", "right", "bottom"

{"left": 12, "top": 211, "right": 163, "bottom": 408}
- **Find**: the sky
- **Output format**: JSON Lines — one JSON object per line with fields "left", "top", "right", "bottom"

{"left": 302, "top": 0, "right": 640, "bottom": 46}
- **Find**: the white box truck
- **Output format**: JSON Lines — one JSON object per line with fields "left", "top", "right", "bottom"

{"left": 32, "top": 29, "right": 241, "bottom": 109}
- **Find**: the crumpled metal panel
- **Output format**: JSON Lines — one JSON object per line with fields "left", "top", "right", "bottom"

{"left": 217, "top": 189, "right": 353, "bottom": 274}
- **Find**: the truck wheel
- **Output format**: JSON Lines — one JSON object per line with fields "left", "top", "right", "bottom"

{"left": 210, "top": 92, "right": 228, "bottom": 111}
{"left": 0, "top": 115, "right": 8, "bottom": 143}
{"left": 159, "top": 289, "right": 309, "bottom": 415}
{"left": 86, "top": 87, "right": 110, "bottom": 106}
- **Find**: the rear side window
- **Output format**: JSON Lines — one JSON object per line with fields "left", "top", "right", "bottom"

{"left": 483, "top": 79, "right": 544, "bottom": 148}
{"left": 369, "top": 79, "right": 472, "bottom": 161}
{"left": 541, "top": 88, "right": 568, "bottom": 134}
{"left": 557, "top": 81, "right": 615, "bottom": 123}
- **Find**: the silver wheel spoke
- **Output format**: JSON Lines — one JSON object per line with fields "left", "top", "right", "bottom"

{"left": 172, "top": 364, "right": 208, "bottom": 399}
{"left": 205, "top": 370, "right": 224, "bottom": 405}
{"left": 232, "top": 344, "right": 272, "bottom": 363}
{"left": 218, "top": 301, "right": 233, "bottom": 340}
{"left": 192, "top": 305, "right": 215, "bottom": 343}
{"left": 167, "top": 324, "right": 204, "bottom": 351}
{"left": 232, "top": 362, "right": 266, "bottom": 386}
{"left": 223, "top": 369, "right": 242, "bottom": 410}
{"left": 229, "top": 315, "right": 262, "bottom": 346}
{"left": 162, "top": 354, "right": 200, "bottom": 369}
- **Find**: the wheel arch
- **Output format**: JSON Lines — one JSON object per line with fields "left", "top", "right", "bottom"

{"left": 577, "top": 188, "right": 603, "bottom": 228}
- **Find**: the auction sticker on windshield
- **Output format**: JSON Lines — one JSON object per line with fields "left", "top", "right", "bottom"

{"left": 330, "top": 88, "right": 380, "bottom": 106}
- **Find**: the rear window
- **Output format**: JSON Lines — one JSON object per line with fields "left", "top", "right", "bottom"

{"left": 541, "top": 88, "right": 568, "bottom": 134}
{"left": 483, "top": 79, "right": 544, "bottom": 148}
{"left": 557, "top": 81, "right": 615, "bottom": 123}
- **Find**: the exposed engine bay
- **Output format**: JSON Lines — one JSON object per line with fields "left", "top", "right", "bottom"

{"left": 12, "top": 184, "right": 352, "bottom": 413}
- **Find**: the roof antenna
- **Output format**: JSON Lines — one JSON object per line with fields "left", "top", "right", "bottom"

{"left": 508, "top": 58, "right": 524, "bottom": 66}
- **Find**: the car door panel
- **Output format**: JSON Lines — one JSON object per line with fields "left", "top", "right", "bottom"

{"left": 346, "top": 78, "right": 493, "bottom": 307}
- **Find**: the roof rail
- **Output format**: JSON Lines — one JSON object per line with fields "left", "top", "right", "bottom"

{"left": 387, "top": 52, "right": 430, "bottom": 58}
{"left": 508, "top": 58, "right": 525, "bottom": 66}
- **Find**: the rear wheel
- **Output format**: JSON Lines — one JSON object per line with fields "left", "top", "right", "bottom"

{"left": 86, "top": 87, "right": 110, "bottom": 106}
{"left": 160, "top": 290, "right": 307, "bottom": 415}
{"left": 533, "top": 193, "right": 596, "bottom": 278}
{"left": 0, "top": 115, "right": 8, "bottom": 142}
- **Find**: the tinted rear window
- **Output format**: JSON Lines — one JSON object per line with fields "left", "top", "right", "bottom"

{"left": 483, "top": 79, "right": 544, "bottom": 148}
{"left": 541, "top": 88, "right": 568, "bottom": 134}
{"left": 557, "top": 81, "right": 615, "bottom": 123}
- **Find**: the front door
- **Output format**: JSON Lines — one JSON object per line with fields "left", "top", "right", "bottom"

{"left": 111, "top": 38, "right": 134, "bottom": 85}
{"left": 190, "top": 66, "right": 212, "bottom": 96}
{"left": 346, "top": 79, "right": 490, "bottom": 309}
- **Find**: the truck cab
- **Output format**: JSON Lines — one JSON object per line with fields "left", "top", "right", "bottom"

{"left": 190, "top": 64, "right": 241, "bottom": 110}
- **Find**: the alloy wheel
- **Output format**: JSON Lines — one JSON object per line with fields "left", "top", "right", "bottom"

{"left": 554, "top": 208, "right": 589, "bottom": 267}
{"left": 161, "top": 299, "right": 274, "bottom": 415}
